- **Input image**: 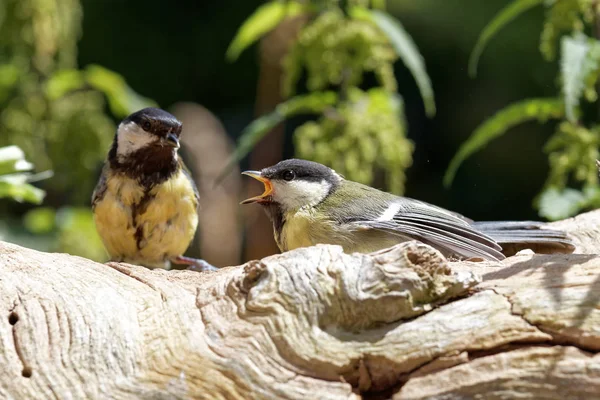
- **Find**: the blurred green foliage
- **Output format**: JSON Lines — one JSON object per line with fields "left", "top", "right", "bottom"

{"left": 226, "top": 1, "right": 307, "bottom": 61}
{"left": 0, "top": 206, "right": 107, "bottom": 262}
{"left": 0, "top": 0, "right": 153, "bottom": 261}
{"left": 295, "top": 88, "right": 412, "bottom": 192}
{"left": 0, "top": 145, "right": 46, "bottom": 204}
{"left": 445, "top": 0, "right": 600, "bottom": 220}
{"left": 221, "top": 91, "right": 339, "bottom": 180}
{"left": 22, "top": 206, "right": 106, "bottom": 261}
{"left": 283, "top": 9, "right": 397, "bottom": 95}
{"left": 224, "top": 0, "right": 434, "bottom": 194}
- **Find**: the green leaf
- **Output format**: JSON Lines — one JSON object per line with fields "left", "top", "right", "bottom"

{"left": 0, "top": 146, "right": 48, "bottom": 203}
{"left": 0, "top": 146, "right": 33, "bottom": 176}
{"left": 352, "top": 8, "right": 436, "bottom": 117}
{"left": 537, "top": 185, "right": 600, "bottom": 220}
{"left": 561, "top": 34, "right": 600, "bottom": 122}
{"left": 84, "top": 65, "right": 157, "bottom": 117}
{"left": 226, "top": 1, "right": 307, "bottom": 62}
{"left": 0, "top": 175, "right": 45, "bottom": 204}
{"left": 444, "top": 98, "right": 564, "bottom": 187}
{"left": 538, "top": 187, "right": 583, "bottom": 220}
{"left": 216, "top": 91, "right": 338, "bottom": 183}
{"left": 540, "top": 0, "right": 582, "bottom": 61}
{"left": 45, "top": 69, "right": 86, "bottom": 100}
{"left": 469, "top": 0, "right": 544, "bottom": 78}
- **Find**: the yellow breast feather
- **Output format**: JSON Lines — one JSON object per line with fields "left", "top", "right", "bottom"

{"left": 93, "top": 169, "right": 198, "bottom": 268}
{"left": 279, "top": 206, "right": 381, "bottom": 253}
{"left": 93, "top": 173, "right": 143, "bottom": 261}
{"left": 279, "top": 207, "right": 328, "bottom": 251}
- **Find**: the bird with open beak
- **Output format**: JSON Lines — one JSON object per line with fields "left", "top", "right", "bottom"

{"left": 241, "top": 159, "right": 575, "bottom": 260}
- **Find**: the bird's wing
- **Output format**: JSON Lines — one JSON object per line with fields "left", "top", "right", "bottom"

{"left": 356, "top": 200, "right": 504, "bottom": 260}
{"left": 91, "top": 164, "right": 110, "bottom": 210}
{"left": 328, "top": 183, "right": 504, "bottom": 260}
{"left": 180, "top": 159, "right": 200, "bottom": 209}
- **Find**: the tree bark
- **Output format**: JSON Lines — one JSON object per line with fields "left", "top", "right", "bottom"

{"left": 1, "top": 211, "right": 600, "bottom": 399}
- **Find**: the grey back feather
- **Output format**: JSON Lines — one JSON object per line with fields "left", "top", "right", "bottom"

{"left": 320, "top": 181, "right": 573, "bottom": 261}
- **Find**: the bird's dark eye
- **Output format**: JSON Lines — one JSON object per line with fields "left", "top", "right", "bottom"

{"left": 283, "top": 170, "right": 295, "bottom": 181}
{"left": 141, "top": 121, "right": 152, "bottom": 131}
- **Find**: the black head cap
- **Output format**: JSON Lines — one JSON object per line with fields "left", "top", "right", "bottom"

{"left": 261, "top": 159, "right": 340, "bottom": 184}
{"left": 122, "top": 107, "right": 182, "bottom": 138}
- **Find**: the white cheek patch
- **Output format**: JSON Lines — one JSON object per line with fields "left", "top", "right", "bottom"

{"left": 116, "top": 122, "right": 157, "bottom": 159}
{"left": 272, "top": 179, "right": 331, "bottom": 211}
{"left": 376, "top": 202, "right": 402, "bottom": 221}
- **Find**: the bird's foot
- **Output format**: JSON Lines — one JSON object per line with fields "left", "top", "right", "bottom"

{"left": 173, "top": 255, "right": 218, "bottom": 272}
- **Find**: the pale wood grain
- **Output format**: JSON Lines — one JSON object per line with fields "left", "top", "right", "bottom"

{"left": 1, "top": 210, "right": 600, "bottom": 399}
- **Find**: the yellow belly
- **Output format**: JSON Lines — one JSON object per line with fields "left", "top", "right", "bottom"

{"left": 278, "top": 208, "right": 317, "bottom": 251}
{"left": 279, "top": 209, "right": 407, "bottom": 254}
{"left": 93, "top": 171, "right": 198, "bottom": 268}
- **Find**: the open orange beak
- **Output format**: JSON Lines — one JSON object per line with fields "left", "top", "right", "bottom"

{"left": 241, "top": 171, "right": 273, "bottom": 204}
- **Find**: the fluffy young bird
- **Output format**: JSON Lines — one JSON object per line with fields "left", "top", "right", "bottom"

{"left": 92, "top": 107, "right": 215, "bottom": 271}
{"left": 241, "top": 159, "right": 575, "bottom": 260}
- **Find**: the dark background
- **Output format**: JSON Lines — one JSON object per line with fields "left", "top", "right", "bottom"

{"left": 79, "top": 0, "right": 554, "bottom": 223}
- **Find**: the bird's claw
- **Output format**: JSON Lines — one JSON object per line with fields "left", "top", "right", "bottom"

{"left": 173, "top": 255, "right": 218, "bottom": 272}
{"left": 186, "top": 260, "right": 218, "bottom": 272}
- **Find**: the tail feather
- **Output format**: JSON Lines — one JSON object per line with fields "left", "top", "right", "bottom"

{"left": 472, "top": 220, "right": 555, "bottom": 231}
{"left": 471, "top": 221, "right": 575, "bottom": 256}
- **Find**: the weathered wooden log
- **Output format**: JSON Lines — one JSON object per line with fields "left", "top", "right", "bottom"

{"left": 1, "top": 211, "right": 600, "bottom": 399}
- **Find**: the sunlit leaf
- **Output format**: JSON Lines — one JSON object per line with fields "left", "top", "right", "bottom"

{"left": 0, "top": 175, "right": 45, "bottom": 204}
{"left": 538, "top": 187, "right": 584, "bottom": 220}
{"left": 469, "top": 0, "right": 544, "bottom": 77}
{"left": 537, "top": 185, "right": 600, "bottom": 220}
{"left": 561, "top": 34, "right": 600, "bottom": 122}
{"left": 45, "top": 69, "right": 86, "bottom": 100}
{"left": 85, "top": 65, "right": 157, "bottom": 117}
{"left": 0, "top": 146, "right": 48, "bottom": 203}
{"left": 352, "top": 8, "right": 435, "bottom": 117}
{"left": 0, "top": 146, "right": 33, "bottom": 176}
{"left": 226, "top": 1, "right": 307, "bottom": 62}
{"left": 444, "top": 98, "right": 564, "bottom": 187}
{"left": 216, "top": 91, "right": 338, "bottom": 183}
